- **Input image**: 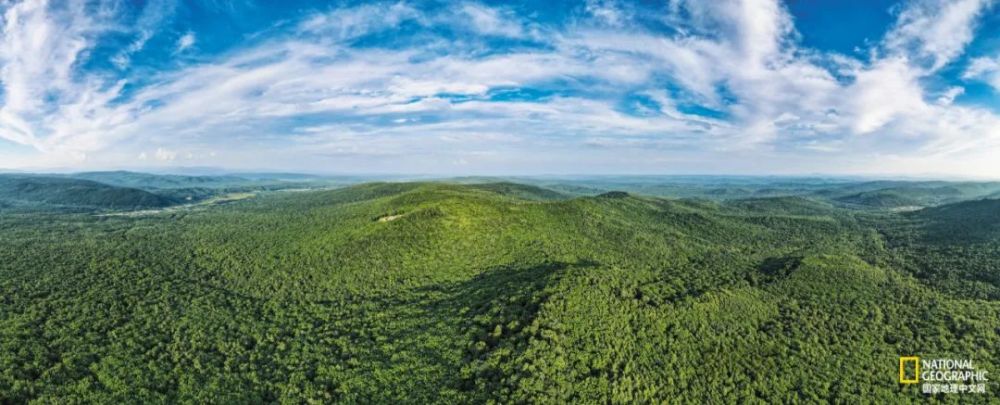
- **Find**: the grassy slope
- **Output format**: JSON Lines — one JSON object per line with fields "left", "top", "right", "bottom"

{"left": 0, "top": 182, "right": 997, "bottom": 403}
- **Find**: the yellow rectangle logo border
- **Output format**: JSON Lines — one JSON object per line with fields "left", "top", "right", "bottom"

{"left": 900, "top": 356, "right": 919, "bottom": 384}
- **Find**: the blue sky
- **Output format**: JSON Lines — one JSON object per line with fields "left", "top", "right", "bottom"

{"left": 1, "top": 0, "right": 1000, "bottom": 176}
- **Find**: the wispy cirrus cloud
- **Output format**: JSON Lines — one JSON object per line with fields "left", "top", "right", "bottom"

{"left": 965, "top": 56, "right": 1000, "bottom": 91}
{"left": 883, "top": 0, "right": 995, "bottom": 71}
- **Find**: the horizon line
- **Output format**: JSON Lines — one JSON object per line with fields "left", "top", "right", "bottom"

{"left": 3, "top": 167, "right": 1000, "bottom": 182}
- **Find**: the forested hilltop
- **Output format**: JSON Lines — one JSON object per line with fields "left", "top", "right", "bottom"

{"left": 1, "top": 178, "right": 999, "bottom": 403}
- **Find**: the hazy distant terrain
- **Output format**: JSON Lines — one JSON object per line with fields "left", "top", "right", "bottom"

{"left": 1, "top": 173, "right": 998, "bottom": 402}
{"left": 0, "top": 171, "right": 356, "bottom": 212}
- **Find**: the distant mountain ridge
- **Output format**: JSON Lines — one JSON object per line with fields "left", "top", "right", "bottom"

{"left": 0, "top": 171, "right": 350, "bottom": 212}
{"left": 0, "top": 175, "right": 176, "bottom": 211}
{"left": 69, "top": 171, "right": 254, "bottom": 189}
{"left": 4, "top": 171, "right": 1000, "bottom": 214}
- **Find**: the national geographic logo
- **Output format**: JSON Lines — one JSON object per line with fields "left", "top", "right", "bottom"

{"left": 900, "top": 356, "right": 919, "bottom": 384}
{"left": 900, "top": 356, "right": 990, "bottom": 395}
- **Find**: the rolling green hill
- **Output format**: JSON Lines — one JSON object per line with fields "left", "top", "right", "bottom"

{"left": 821, "top": 182, "right": 1000, "bottom": 209}
{"left": 0, "top": 175, "right": 177, "bottom": 211}
{"left": 0, "top": 172, "right": 352, "bottom": 213}
{"left": 726, "top": 195, "right": 837, "bottom": 215}
{"left": 911, "top": 198, "right": 1000, "bottom": 243}
{"left": 464, "top": 182, "right": 569, "bottom": 201}
{"left": 834, "top": 189, "right": 924, "bottom": 208}
{"left": 69, "top": 171, "right": 254, "bottom": 189}
{"left": 0, "top": 182, "right": 998, "bottom": 403}
{"left": 877, "top": 199, "right": 1000, "bottom": 301}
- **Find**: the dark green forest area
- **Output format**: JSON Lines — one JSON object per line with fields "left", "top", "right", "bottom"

{"left": 2, "top": 179, "right": 999, "bottom": 403}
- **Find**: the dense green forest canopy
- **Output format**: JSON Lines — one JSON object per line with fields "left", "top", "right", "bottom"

{"left": 1, "top": 175, "right": 999, "bottom": 403}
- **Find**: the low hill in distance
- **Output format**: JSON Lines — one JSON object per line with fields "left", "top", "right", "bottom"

{"left": 0, "top": 175, "right": 177, "bottom": 211}
{"left": 465, "top": 182, "right": 569, "bottom": 201}
{"left": 6, "top": 172, "right": 999, "bottom": 213}
{"left": 478, "top": 176, "right": 1000, "bottom": 208}
{"left": 68, "top": 170, "right": 354, "bottom": 191}
{"left": 725, "top": 195, "right": 837, "bottom": 216}
{"left": 833, "top": 189, "right": 924, "bottom": 208}
{"left": 908, "top": 198, "right": 1000, "bottom": 243}
{"left": 0, "top": 171, "right": 364, "bottom": 213}
{"left": 69, "top": 171, "right": 255, "bottom": 189}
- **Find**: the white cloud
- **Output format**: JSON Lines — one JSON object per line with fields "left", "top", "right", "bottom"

{"left": 936, "top": 86, "right": 966, "bottom": 105}
{"left": 114, "top": 0, "right": 177, "bottom": 68}
{"left": 0, "top": 1, "right": 96, "bottom": 116}
{"left": 298, "top": 2, "right": 422, "bottom": 38}
{"left": 884, "top": 0, "right": 995, "bottom": 71}
{"left": 176, "top": 32, "right": 196, "bottom": 52}
{"left": 585, "top": 0, "right": 630, "bottom": 26}
{"left": 964, "top": 56, "right": 1000, "bottom": 91}
{"left": 665, "top": 0, "right": 793, "bottom": 69}
{"left": 848, "top": 58, "right": 927, "bottom": 134}
{"left": 154, "top": 147, "right": 177, "bottom": 161}
{"left": 459, "top": 3, "right": 525, "bottom": 37}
